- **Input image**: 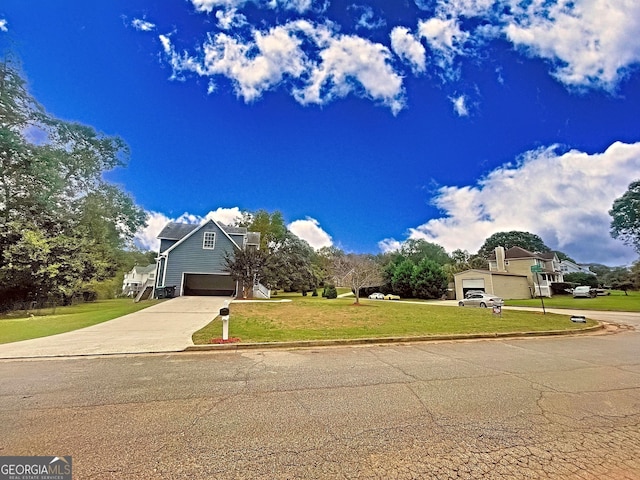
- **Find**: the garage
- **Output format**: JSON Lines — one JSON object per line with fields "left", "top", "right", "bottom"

{"left": 182, "top": 273, "right": 236, "bottom": 296}
{"left": 454, "top": 269, "right": 532, "bottom": 300}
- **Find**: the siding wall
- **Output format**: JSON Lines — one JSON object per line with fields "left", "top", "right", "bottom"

{"left": 160, "top": 239, "right": 177, "bottom": 253}
{"left": 491, "top": 275, "right": 531, "bottom": 299}
{"left": 504, "top": 259, "right": 536, "bottom": 286}
{"left": 162, "top": 222, "right": 239, "bottom": 290}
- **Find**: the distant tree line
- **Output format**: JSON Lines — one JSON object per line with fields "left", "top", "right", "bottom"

{"left": 226, "top": 212, "right": 640, "bottom": 302}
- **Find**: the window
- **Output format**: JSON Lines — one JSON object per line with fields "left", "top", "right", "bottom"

{"left": 203, "top": 232, "right": 216, "bottom": 249}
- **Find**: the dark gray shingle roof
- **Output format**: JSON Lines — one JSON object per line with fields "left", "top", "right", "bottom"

{"left": 157, "top": 222, "right": 199, "bottom": 240}
{"left": 157, "top": 221, "right": 260, "bottom": 247}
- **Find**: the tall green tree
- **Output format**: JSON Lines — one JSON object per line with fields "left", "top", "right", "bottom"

{"left": 242, "top": 209, "right": 288, "bottom": 250}
{"left": 609, "top": 180, "right": 640, "bottom": 254}
{"left": 399, "top": 239, "right": 451, "bottom": 266}
{"left": 263, "top": 232, "right": 316, "bottom": 292}
{"left": 411, "top": 258, "right": 447, "bottom": 299}
{"left": 0, "top": 57, "right": 146, "bottom": 307}
{"left": 391, "top": 259, "right": 415, "bottom": 298}
{"left": 477, "top": 231, "right": 550, "bottom": 258}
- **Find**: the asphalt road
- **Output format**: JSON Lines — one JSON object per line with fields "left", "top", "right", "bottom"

{"left": 1, "top": 321, "right": 639, "bottom": 479}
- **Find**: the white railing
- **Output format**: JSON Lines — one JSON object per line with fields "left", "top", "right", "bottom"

{"left": 253, "top": 282, "right": 271, "bottom": 299}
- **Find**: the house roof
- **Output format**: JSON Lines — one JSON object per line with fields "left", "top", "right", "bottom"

{"left": 157, "top": 222, "right": 199, "bottom": 241}
{"left": 454, "top": 269, "right": 527, "bottom": 278}
{"left": 157, "top": 219, "right": 261, "bottom": 255}
{"left": 134, "top": 264, "right": 157, "bottom": 274}
{"left": 157, "top": 222, "right": 254, "bottom": 241}
{"left": 488, "top": 246, "right": 557, "bottom": 261}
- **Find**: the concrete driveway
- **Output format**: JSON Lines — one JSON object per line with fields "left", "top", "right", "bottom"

{"left": 0, "top": 296, "right": 230, "bottom": 359}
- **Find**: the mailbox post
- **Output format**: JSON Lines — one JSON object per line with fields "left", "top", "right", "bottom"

{"left": 220, "top": 300, "right": 230, "bottom": 340}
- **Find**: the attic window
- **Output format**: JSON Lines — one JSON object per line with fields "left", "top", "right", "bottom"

{"left": 203, "top": 232, "right": 216, "bottom": 250}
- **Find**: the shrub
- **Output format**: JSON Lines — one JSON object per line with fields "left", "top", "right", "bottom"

{"left": 325, "top": 284, "right": 338, "bottom": 299}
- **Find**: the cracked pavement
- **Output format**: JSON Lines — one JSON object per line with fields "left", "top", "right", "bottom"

{"left": 1, "top": 323, "right": 639, "bottom": 479}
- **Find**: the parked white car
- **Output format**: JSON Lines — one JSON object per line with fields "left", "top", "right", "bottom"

{"left": 368, "top": 292, "right": 384, "bottom": 300}
{"left": 458, "top": 292, "right": 503, "bottom": 308}
{"left": 572, "top": 286, "right": 595, "bottom": 298}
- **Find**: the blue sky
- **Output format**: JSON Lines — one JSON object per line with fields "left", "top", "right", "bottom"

{"left": 1, "top": 0, "right": 639, "bottom": 265}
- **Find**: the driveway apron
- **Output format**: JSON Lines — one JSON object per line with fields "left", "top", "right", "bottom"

{"left": 0, "top": 296, "right": 230, "bottom": 358}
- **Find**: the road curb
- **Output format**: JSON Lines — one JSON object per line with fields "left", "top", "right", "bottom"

{"left": 183, "top": 323, "right": 605, "bottom": 352}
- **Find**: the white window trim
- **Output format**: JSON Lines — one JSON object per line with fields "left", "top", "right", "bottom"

{"left": 203, "top": 232, "right": 216, "bottom": 250}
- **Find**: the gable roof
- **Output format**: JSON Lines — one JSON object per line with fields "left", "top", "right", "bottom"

{"left": 157, "top": 219, "right": 247, "bottom": 256}
{"left": 157, "top": 222, "right": 253, "bottom": 241}
{"left": 157, "top": 223, "right": 199, "bottom": 241}
{"left": 134, "top": 264, "right": 157, "bottom": 274}
{"left": 489, "top": 246, "right": 557, "bottom": 261}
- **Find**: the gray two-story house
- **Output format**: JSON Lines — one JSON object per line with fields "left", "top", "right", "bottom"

{"left": 154, "top": 219, "right": 266, "bottom": 298}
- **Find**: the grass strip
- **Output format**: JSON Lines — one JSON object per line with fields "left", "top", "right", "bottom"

{"left": 0, "top": 299, "right": 162, "bottom": 344}
{"left": 504, "top": 290, "right": 639, "bottom": 312}
{"left": 193, "top": 296, "right": 597, "bottom": 344}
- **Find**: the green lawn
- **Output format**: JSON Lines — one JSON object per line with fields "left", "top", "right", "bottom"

{"left": 504, "top": 290, "right": 640, "bottom": 312}
{"left": 0, "top": 299, "right": 162, "bottom": 344}
{"left": 192, "top": 294, "right": 597, "bottom": 344}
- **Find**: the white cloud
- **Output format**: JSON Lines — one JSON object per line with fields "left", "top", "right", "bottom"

{"left": 0, "top": 19, "right": 7, "bottom": 32}
{"left": 502, "top": 0, "right": 640, "bottom": 90}
{"left": 352, "top": 5, "right": 386, "bottom": 31}
{"left": 191, "top": 0, "right": 247, "bottom": 12}
{"left": 156, "top": 0, "right": 640, "bottom": 109}
{"left": 161, "top": 21, "right": 406, "bottom": 113}
{"left": 215, "top": 8, "right": 247, "bottom": 30}
{"left": 418, "top": 17, "right": 469, "bottom": 72}
{"left": 203, "top": 206, "right": 245, "bottom": 225}
{"left": 428, "top": 0, "right": 495, "bottom": 20}
{"left": 131, "top": 18, "right": 156, "bottom": 32}
{"left": 390, "top": 26, "right": 426, "bottom": 74}
{"left": 294, "top": 30, "right": 405, "bottom": 114}
{"left": 450, "top": 94, "right": 468, "bottom": 116}
{"left": 288, "top": 217, "right": 333, "bottom": 249}
{"left": 199, "top": 26, "right": 308, "bottom": 102}
{"left": 190, "top": 0, "right": 319, "bottom": 13}
{"left": 380, "top": 141, "right": 640, "bottom": 265}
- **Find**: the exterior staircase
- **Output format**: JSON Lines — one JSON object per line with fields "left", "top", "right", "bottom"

{"left": 134, "top": 280, "right": 155, "bottom": 303}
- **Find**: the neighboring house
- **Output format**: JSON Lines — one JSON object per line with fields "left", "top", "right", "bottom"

{"left": 454, "top": 246, "right": 564, "bottom": 299}
{"left": 559, "top": 260, "right": 594, "bottom": 275}
{"left": 122, "top": 264, "right": 157, "bottom": 297}
{"left": 154, "top": 219, "right": 268, "bottom": 298}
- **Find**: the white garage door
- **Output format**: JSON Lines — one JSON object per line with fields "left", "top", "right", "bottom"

{"left": 462, "top": 279, "right": 485, "bottom": 293}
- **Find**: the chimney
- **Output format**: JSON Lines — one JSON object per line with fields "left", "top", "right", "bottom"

{"left": 495, "top": 246, "right": 506, "bottom": 272}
